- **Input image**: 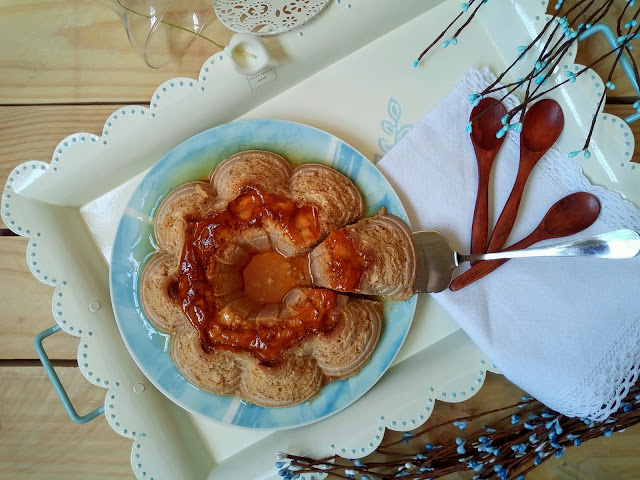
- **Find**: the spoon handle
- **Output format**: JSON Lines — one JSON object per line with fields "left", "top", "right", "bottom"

{"left": 469, "top": 229, "right": 639, "bottom": 260}
{"left": 485, "top": 157, "right": 537, "bottom": 253}
{"left": 451, "top": 229, "right": 640, "bottom": 291}
{"left": 450, "top": 229, "right": 543, "bottom": 291}
{"left": 470, "top": 155, "right": 493, "bottom": 261}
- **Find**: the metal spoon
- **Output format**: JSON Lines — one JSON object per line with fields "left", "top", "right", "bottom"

{"left": 449, "top": 192, "right": 600, "bottom": 291}
{"left": 412, "top": 228, "right": 639, "bottom": 294}
{"left": 485, "top": 99, "right": 564, "bottom": 253}
{"left": 469, "top": 98, "right": 507, "bottom": 262}
{"left": 416, "top": 190, "right": 600, "bottom": 291}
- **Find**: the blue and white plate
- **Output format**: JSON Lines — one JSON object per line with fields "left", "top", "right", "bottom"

{"left": 110, "top": 119, "right": 417, "bottom": 430}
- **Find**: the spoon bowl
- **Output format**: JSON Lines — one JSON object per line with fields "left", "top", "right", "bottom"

{"left": 486, "top": 99, "right": 565, "bottom": 254}
{"left": 471, "top": 98, "right": 507, "bottom": 150}
{"left": 541, "top": 192, "right": 601, "bottom": 236}
{"left": 521, "top": 99, "right": 565, "bottom": 152}
{"left": 469, "top": 98, "right": 507, "bottom": 259}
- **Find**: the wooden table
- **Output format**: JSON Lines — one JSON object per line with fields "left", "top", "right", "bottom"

{"left": 1, "top": 1, "right": 639, "bottom": 478}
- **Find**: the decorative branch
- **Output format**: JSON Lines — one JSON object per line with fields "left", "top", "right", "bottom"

{"left": 275, "top": 380, "right": 640, "bottom": 480}
{"left": 413, "top": 0, "right": 640, "bottom": 158}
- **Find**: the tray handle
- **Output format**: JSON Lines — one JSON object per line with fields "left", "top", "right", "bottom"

{"left": 579, "top": 24, "right": 640, "bottom": 123}
{"left": 34, "top": 325, "right": 104, "bottom": 424}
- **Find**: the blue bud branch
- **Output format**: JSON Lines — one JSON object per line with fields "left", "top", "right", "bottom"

{"left": 278, "top": 382, "right": 640, "bottom": 480}
{"left": 416, "top": 0, "right": 640, "bottom": 158}
{"left": 414, "top": 0, "right": 479, "bottom": 63}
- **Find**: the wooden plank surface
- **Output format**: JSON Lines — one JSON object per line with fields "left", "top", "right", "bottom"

{"left": 1, "top": 368, "right": 638, "bottom": 480}
{"left": 0, "top": 105, "right": 130, "bottom": 197}
{"left": 0, "top": 105, "right": 129, "bottom": 160}
{"left": 0, "top": 366, "right": 132, "bottom": 479}
{"left": 0, "top": 236, "right": 78, "bottom": 360}
{"left": 0, "top": 0, "right": 233, "bottom": 104}
{"left": 1, "top": 0, "right": 638, "bottom": 104}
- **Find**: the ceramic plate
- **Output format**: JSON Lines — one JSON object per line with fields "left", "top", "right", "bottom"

{"left": 213, "top": 0, "right": 330, "bottom": 35}
{"left": 109, "top": 119, "right": 417, "bottom": 430}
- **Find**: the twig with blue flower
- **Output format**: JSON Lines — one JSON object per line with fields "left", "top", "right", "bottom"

{"left": 415, "top": 0, "right": 640, "bottom": 160}
{"left": 275, "top": 381, "right": 640, "bottom": 479}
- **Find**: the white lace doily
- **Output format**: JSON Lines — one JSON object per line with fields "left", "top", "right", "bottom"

{"left": 429, "top": 67, "right": 640, "bottom": 422}
{"left": 213, "top": 0, "right": 330, "bottom": 34}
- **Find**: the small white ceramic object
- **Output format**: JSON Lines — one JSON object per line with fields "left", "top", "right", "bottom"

{"left": 225, "top": 33, "right": 272, "bottom": 76}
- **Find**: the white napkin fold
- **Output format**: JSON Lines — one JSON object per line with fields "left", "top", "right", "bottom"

{"left": 377, "top": 67, "right": 640, "bottom": 421}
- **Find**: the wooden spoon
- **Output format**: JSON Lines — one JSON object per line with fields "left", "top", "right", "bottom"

{"left": 485, "top": 99, "right": 564, "bottom": 253}
{"left": 449, "top": 192, "right": 601, "bottom": 291}
{"left": 469, "top": 98, "right": 507, "bottom": 261}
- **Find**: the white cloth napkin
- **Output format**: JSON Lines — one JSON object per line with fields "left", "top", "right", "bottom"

{"left": 377, "top": 67, "right": 640, "bottom": 421}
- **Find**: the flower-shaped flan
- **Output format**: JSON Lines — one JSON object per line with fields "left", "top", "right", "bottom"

{"left": 140, "top": 150, "right": 384, "bottom": 408}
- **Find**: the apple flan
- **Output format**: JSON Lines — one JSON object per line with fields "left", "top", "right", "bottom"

{"left": 140, "top": 150, "right": 388, "bottom": 408}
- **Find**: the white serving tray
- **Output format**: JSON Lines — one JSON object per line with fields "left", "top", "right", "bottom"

{"left": 3, "top": 1, "right": 638, "bottom": 479}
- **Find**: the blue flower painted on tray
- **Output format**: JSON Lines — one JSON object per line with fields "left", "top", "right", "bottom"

{"left": 373, "top": 97, "right": 414, "bottom": 163}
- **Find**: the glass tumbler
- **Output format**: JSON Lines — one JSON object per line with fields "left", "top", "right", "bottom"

{"left": 94, "top": 0, "right": 215, "bottom": 68}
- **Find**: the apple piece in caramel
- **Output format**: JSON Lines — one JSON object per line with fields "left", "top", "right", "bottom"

{"left": 310, "top": 213, "right": 416, "bottom": 301}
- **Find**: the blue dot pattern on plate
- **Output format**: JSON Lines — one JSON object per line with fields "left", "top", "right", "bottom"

{"left": 110, "top": 119, "right": 417, "bottom": 430}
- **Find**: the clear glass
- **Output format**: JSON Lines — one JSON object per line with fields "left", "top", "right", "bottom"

{"left": 94, "top": 0, "right": 216, "bottom": 68}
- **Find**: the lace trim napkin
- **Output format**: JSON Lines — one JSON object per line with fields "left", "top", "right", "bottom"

{"left": 377, "top": 67, "right": 640, "bottom": 421}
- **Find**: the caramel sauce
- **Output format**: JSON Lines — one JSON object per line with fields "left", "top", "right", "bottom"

{"left": 207, "top": 289, "right": 340, "bottom": 364}
{"left": 320, "top": 229, "right": 368, "bottom": 291}
{"left": 243, "top": 250, "right": 311, "bottom": 305}
{"left": 168, "top": 185, "right": 332, "bottom": 364}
